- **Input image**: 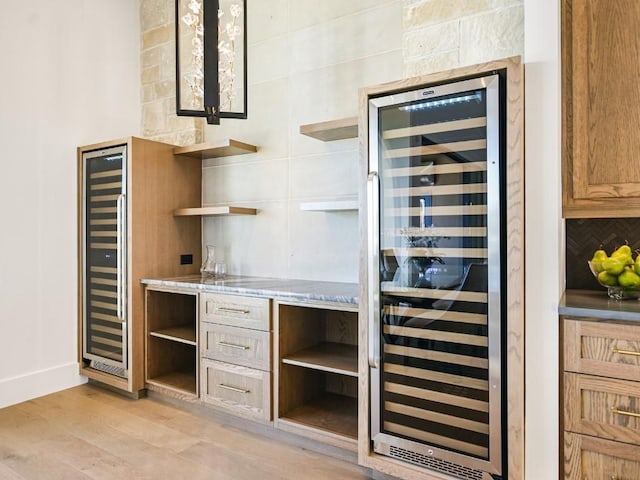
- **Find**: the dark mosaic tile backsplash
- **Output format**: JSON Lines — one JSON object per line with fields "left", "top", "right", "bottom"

{"left": 566, "top": 218, "right": 640, "bottom": 290}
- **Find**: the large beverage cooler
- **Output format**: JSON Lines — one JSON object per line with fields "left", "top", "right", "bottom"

{"left": 362, "top": 60, "right": 524, "bottom": 480}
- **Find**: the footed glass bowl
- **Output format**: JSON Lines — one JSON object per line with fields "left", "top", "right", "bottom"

{"left": 588, "top": 261, "right": 640, "bottom": 300}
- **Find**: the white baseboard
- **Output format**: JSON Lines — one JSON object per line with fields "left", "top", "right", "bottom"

{"left": 0, "top": 362, "right": 87, "bottom": 409}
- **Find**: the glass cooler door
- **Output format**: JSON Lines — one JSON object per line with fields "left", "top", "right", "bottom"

{"left": 82, "top": 145, "right": 128, "bottom": 373}
{"left": 368, "top": 74, "right": 504, "bottom": 478}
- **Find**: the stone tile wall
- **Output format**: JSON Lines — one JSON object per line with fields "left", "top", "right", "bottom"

{"left": 140, "top": 0, "right": 202, "bottom": 145}
{"left": 136, "top": 1, "right": 524, "bottom": 282}
{"left": 403, "top": 0, "right": 524, "bottom": 76}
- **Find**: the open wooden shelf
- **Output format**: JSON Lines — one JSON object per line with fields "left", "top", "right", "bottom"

{"left": 173, "top": 206, "right": 257, "bottom": 217}
{"left": 282, "top": 343, "right": 357, "bottom": 377}
{"left": 149, "top": 325, "right": 196, "bottom": 346}
{"left": 299, "top": 199, "right": 358, "bottom": 212}
{"left": 299, "top": 117, "right": 358, "bottom": 141}
{"left": 146, "top": 369, "right": 197, "bottom": 395}
{"left": 278, "top": 393, "right": 358, "bottom": 440}
{"left": 173, "top": 139, "right": 257, "bottom": 159}
{"left": 145, "top": 288, "right": 198, "bottom": 397}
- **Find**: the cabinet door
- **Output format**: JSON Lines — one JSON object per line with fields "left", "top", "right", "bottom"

{"left": 564, "top": 318, "right": 640, "bottom": 381}
{"left": 201, "top": 322, "right": 271, "bottom": 370}
{"left": 565, "top": 373, "right": 640, "bottom": 445}
{"left": 563, "top": 0, "right": 640, "bottom": 217}
{"left": 564, "top": 432, "right": 640, "bottom": 479}
{"left": 201, "top": 358, "right": 271, "bottom": 422}
{"left": 200, "top": 293, "right": 270, "bottom": 330}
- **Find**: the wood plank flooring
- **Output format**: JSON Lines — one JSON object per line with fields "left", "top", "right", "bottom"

{"left": 0, "top": 384, "right": 373, "bottom": 480}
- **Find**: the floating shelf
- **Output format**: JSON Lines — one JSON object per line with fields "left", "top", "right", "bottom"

{"left": 174, "top": 206, "right": 257, "bottom": 217}
{"left": 299, "top": 199, "right": 358, "bottom": 212}
{"left": 173, "top": 139, "right": 258, "bottom": 159}
{"left": 282, "top": 343, "right": 357, "bottom": 377}
{"left": 299, "top": 117, "right": 358, "bottom": 141}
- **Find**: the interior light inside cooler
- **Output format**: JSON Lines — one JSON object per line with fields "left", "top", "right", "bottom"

{"left": 399, "top": 91, "right": 483, "bottom": 112}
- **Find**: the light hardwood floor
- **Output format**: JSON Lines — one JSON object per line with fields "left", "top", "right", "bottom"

{"left": 0, "top": 384, "right": 373, "bottom": 480}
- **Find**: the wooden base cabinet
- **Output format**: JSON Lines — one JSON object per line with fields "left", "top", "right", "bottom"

{"left": 274, "top": 300, "right": 359, "bottom": 451}
{"left": 563, "top": 317, "right": 640, "bottom": 479}
{"left": 145, "top": 287, "right": 198, "bottom": 398}
{"left": 199, "top": 292, "right": 272, "bottom": 423}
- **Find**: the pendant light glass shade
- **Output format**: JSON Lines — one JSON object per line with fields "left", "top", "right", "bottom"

{"left": 175, "top": 0, "right": 247, "bottom": 125}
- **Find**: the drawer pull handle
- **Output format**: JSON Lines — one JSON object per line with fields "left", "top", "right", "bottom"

{"left": 217, "top": 341, "right": 250, "bottom": 350}
{"left": 612, "top": 406, "right": 640, "bottom": 419}
{"left": 218, "top": 383, "right": 250, "bottom": 394}
{"left": 216, "top": 307, "right": 250, "bottom": 315}
{"left": 612, "top": 347, "right": 640, "bottom": 357}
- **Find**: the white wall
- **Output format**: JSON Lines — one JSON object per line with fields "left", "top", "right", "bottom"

{"left": 199, "top": 1, "right": 404, "bottom": 283}
{"left": 524, "top": 0, "right": 562, "bottom": 478}
{"left": 0, "top": 0, "right": 140, "bottom": 408}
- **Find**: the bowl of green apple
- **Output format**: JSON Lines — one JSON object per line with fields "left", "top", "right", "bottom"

{"left": 589, "top": 243, "right": 640, "bottom": 300}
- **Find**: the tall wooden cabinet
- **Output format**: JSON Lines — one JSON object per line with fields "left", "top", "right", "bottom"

{"left": 78, "top": 137, "right": 202, "bottom": 394}
{"left": 562, "top": 0, "right": 640, "bottom": 218}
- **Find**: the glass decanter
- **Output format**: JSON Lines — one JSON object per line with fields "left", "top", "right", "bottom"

{"left": 200, "top": 245, "right": 216, "bottom": 277}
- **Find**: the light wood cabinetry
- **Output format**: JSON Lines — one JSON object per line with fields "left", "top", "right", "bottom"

{"left": 141, "top": 281, "right": 360, "bottom": 453}
{"left": 274, "top": 300, "right": 359, "bottom": 451}
{"left": 563, "top": 317, "right": 640, "bottom": 478}
{"left": 145, "top": 287, "right": 198, "bottom": 398}
{"left": 199, "top": 292, "right": 272, "bottom": 423}
{"left": 562, "top": 0, "right": 640, "bottom": 217}
{"left": 78, "top": 137, "right": 201, "bottom": 395}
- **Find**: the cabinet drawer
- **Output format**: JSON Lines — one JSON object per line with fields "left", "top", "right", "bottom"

{"left": 565, "top": 318, "right": 640, "bottom": 380}
{"left": 201, "top": 323, "right": 271, "bottom": 371}
{"left": 565, "top": 372, "right": 640, "bottom": 445}
{"left": 201, "top": 359, "right": 271, "bottom": 423}
{"left": 564, "top": 432, "right": 640, "bottom": 479}
{"left": 200, "top": 293, "right": 270, "bottom": 331}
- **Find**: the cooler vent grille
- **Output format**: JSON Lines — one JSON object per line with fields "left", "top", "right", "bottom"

{"left": 388, "top": 445, "right": 484, "bottom": 480}
{"left": 90, "top": 360, "right": 126, "bottom": 378}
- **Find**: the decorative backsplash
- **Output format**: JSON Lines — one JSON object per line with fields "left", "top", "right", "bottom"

{"left": 566, "top": 218, "right": 640, "bottom": 289}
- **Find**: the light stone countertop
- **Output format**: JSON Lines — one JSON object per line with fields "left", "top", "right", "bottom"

{"left": 559, "top": 289, "right": 640, "bottom": 322}
{"left": 140, "top": 275, "right": 359, "bottom": 305}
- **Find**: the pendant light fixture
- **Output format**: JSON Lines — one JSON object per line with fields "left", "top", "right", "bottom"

{"left": 175, "top": 0, "right": 247, "bottom": 125}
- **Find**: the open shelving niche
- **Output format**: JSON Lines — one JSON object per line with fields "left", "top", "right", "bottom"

{"left": 145, "top": 287, "right": 199, "bottom": 397}
{"left": 274, "top": 300, "right": 359, "bottom": 451}
{"left": 173, "top": 139, "right": 258, "bottom": 217}
{"left": 298, "top": 117, "right": 359, "bottom": 212}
